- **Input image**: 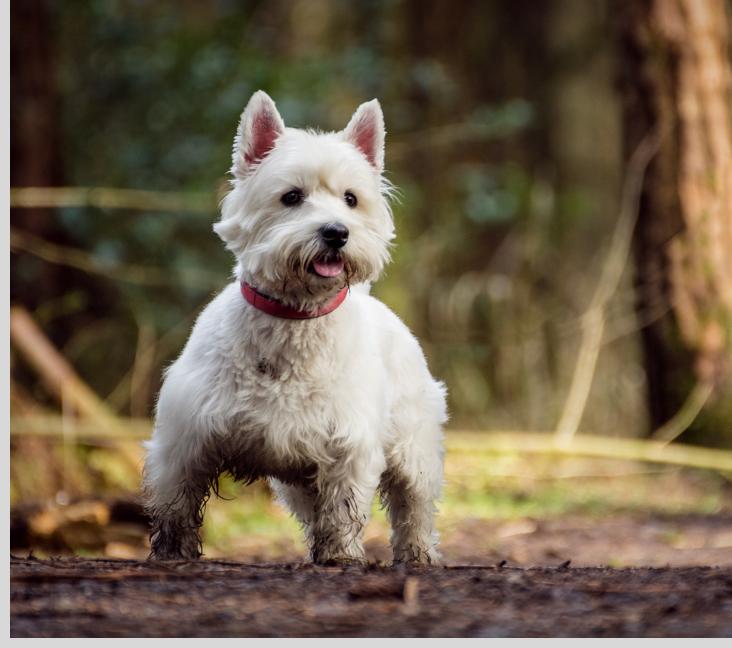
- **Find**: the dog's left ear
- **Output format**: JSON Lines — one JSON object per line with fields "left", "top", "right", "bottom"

{"left": 231, "top": 90, "right": 286, "bottom": 179}
{"left": 343, "top": 99, "right": 385, "bottom": 172}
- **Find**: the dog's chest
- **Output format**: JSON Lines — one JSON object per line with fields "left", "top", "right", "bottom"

{"left": 226, "top": 320, "right": 361, "bottom": 444}
{"left": 210, "top": 304, "right": 390, "bottom": 471}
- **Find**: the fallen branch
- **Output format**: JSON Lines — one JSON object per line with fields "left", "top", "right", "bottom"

{"left": 10, "top": 416, "right": 732, "bottom": 473}
{"left": 10, "top": 186, "right": 214, "bottom": 214}
{"left": 10, "top": 307, "right": 118, "bottom": 424}
{"left": 448, "top": 431, "right": 732, "bottom": 474}
{"left": 11, "top": 415, "right": 152, "bottom": 441}
{"left": 10, "top": 307, "right": 143, "bottom": 472}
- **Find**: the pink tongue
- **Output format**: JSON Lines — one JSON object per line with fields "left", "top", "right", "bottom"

{"left": 313, "top": 259, "right": 345, "bottom": 278}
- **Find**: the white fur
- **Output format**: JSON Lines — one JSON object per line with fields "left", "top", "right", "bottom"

{"left": 143, "top": 91, "right": 447, "bottom": 565}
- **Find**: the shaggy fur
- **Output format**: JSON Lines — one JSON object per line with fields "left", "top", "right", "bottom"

{"left": 143, "top": 91, "right": 447, "bottom": 565}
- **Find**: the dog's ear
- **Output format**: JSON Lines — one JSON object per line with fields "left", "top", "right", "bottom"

{"left": 231, "top": 91, "right": 285, "bottom": 179}
{"left": 343, "top": 99, "right": 385, "bottom": 172}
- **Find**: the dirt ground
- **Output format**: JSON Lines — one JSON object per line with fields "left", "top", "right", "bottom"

{"left": 11, "top": 513, "right": 732, "bottom": 637}
{"left": 11, "top": 491, "right": 732, "bottom": 637}
{"left": 10, "top": 556, "right": 732, "bottom": 637}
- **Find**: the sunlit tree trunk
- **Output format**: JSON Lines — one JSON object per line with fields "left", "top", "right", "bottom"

{"left": 615, "top": 0, "right": 732, "bottom": 444}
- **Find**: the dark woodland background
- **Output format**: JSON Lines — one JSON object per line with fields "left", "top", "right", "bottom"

{"left": 10, "top": 0, "right": 732, "bottom": 524}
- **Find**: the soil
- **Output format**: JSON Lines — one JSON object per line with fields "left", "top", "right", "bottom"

{"left": 10, "top": 556, "right": 732, "bottom": 637}
{"left": 11, "top": 504, "right": 732, "bottom": 637}
{"left": 435, "top": 513, "right": 732, "bottom": 568}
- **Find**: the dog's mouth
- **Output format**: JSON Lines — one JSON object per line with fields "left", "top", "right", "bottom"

{"left": 309, "top": 251, "right": 345, "bottom": 278}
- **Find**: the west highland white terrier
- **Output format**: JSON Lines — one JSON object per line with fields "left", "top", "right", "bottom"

{"left": 143, "top": 91, "right": 447, "bottom": 565}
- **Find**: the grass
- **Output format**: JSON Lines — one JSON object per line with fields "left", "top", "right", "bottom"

{"left": 200, "top": 451, "right": 729, "bottom": 558}
{"left": 10, "top": 434, "right": 731, "bottom": 563}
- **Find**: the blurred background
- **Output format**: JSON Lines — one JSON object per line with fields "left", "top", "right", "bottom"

{"left": 10, "top": 0, "right": 732, "bottom": 565}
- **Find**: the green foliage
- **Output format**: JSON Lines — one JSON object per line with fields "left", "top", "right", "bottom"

{"left": 14, "top": 0, "right": 650, "bottom": 437}
{"left": 200, "top": 453, "right": 728, "bottom": 557}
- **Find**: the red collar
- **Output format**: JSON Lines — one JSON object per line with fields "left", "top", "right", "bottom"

{"left": 241, "top": 281, "right": 348, "bottom": 320}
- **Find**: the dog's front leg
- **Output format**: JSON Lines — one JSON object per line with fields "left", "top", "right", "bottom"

{"left": 143, "top": 441, "right": 215, "bottom": 560}
{"left": 147, "top": 486, "right": 209, "bottom": 560}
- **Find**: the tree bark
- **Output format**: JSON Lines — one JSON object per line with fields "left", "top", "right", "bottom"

{"left": 615, "top": 0, "right": 732, "bottom": 444}
{"left": 10, "top": 0, "right": 77, "bottom": 316}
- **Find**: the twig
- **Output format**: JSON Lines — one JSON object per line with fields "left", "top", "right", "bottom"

{"left": 105, "top": 302, "right": 204, "bottom": 412}
{"left": 10, "top": 227, "right": 221, "bottom": 289}
{"left": 402, "top": 577, "right": 420, "bottom": 615}
{"left": 129, "top": 318, "right": 156, "bottom": 419}
{"left": 554, "top": 307, "right": 606, "bottom": 444}
{"left": 554, "top": 131, "right": 661, "bottom": 443}
{"left": 651, "top": 380, "right": 715, "bottom": 444}
{"left": 10, "top": 186, "right": 214, "bottom": 213}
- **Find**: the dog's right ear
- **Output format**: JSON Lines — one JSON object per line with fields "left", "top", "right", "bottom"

{"left": 231, "top": 91, "right": 285, "bottom": 179}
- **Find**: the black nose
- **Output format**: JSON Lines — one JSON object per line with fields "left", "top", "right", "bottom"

{"left": 319, "top": 223, "right": 349, "bottom": 249}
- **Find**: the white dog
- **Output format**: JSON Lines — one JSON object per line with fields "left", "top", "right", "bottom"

{"left": 143, "top": 91, "right": 447, "bottom": 565}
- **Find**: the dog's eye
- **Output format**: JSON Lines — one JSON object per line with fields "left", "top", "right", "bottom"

{"left": 344, "top": 191, "right": 358, "bottom": 208}
{"left": 281, "top": 189, "right": 304, "bottom": 207}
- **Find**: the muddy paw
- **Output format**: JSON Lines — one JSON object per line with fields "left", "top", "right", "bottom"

{"left": 321, "top": 556, "right": 367, "bottom": 567}
{"left": 393, "top": 545, "right": 441, "bottom": 567}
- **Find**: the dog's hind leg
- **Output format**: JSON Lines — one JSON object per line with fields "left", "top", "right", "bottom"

{"left": 269, "top": 478, "right": 317, "bottom": 528}
{"left": 381, "top": 391, "right": 446, "bottom": 565}
{"left": 273, "top": 445, "right": 385, "bottom": 565}
{"left": 272, "top": 476, "right": 376, "bottom": 565}
{"left": 309, "top": 444, "right": 390, "bottom": 565}
{"left": 309, "top": 480, "right": 375, "bottom": 565}
{"left": 380, "top": 467, "right": 442, "bottom": 565}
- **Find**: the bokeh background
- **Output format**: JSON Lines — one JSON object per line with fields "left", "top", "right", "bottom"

{"left": 10, "top": 0, "right": 732, "bottom": 565}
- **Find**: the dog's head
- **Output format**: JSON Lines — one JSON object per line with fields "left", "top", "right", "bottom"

{"left": 215, "top": 91, "right": 395, "bottom": 310}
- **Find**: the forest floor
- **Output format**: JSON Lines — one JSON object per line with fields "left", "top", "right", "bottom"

{"left": 10, "top": 556, "right": 732, "bottom": 637}
{"left": 10, "top": 513, "right": 732, "bottom": 637}
{"left": 10, "top": 456, "right": 732, "bottom": 636}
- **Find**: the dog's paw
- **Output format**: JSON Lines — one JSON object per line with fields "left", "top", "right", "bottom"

{"left": 392, "top": 545, "right": 442, "bottom": 567}
{"left": 311, "top": 551, "right": 367, "bottom": 567}
{"left": 148, "top": 528, "right": 202, "bottom": 561}
{"left": 313, "top": 556, "right": 367, "bottom": 567}
{"left": 148, "top": 548, "right": 202, "bottom": 562}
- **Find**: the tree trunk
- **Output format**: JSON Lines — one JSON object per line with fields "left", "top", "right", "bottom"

{"left": 11, "top": 0, "right": 66, "bottom": 307}
{"left": 615, "top": 0, "right": 732, "bottom": 445}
